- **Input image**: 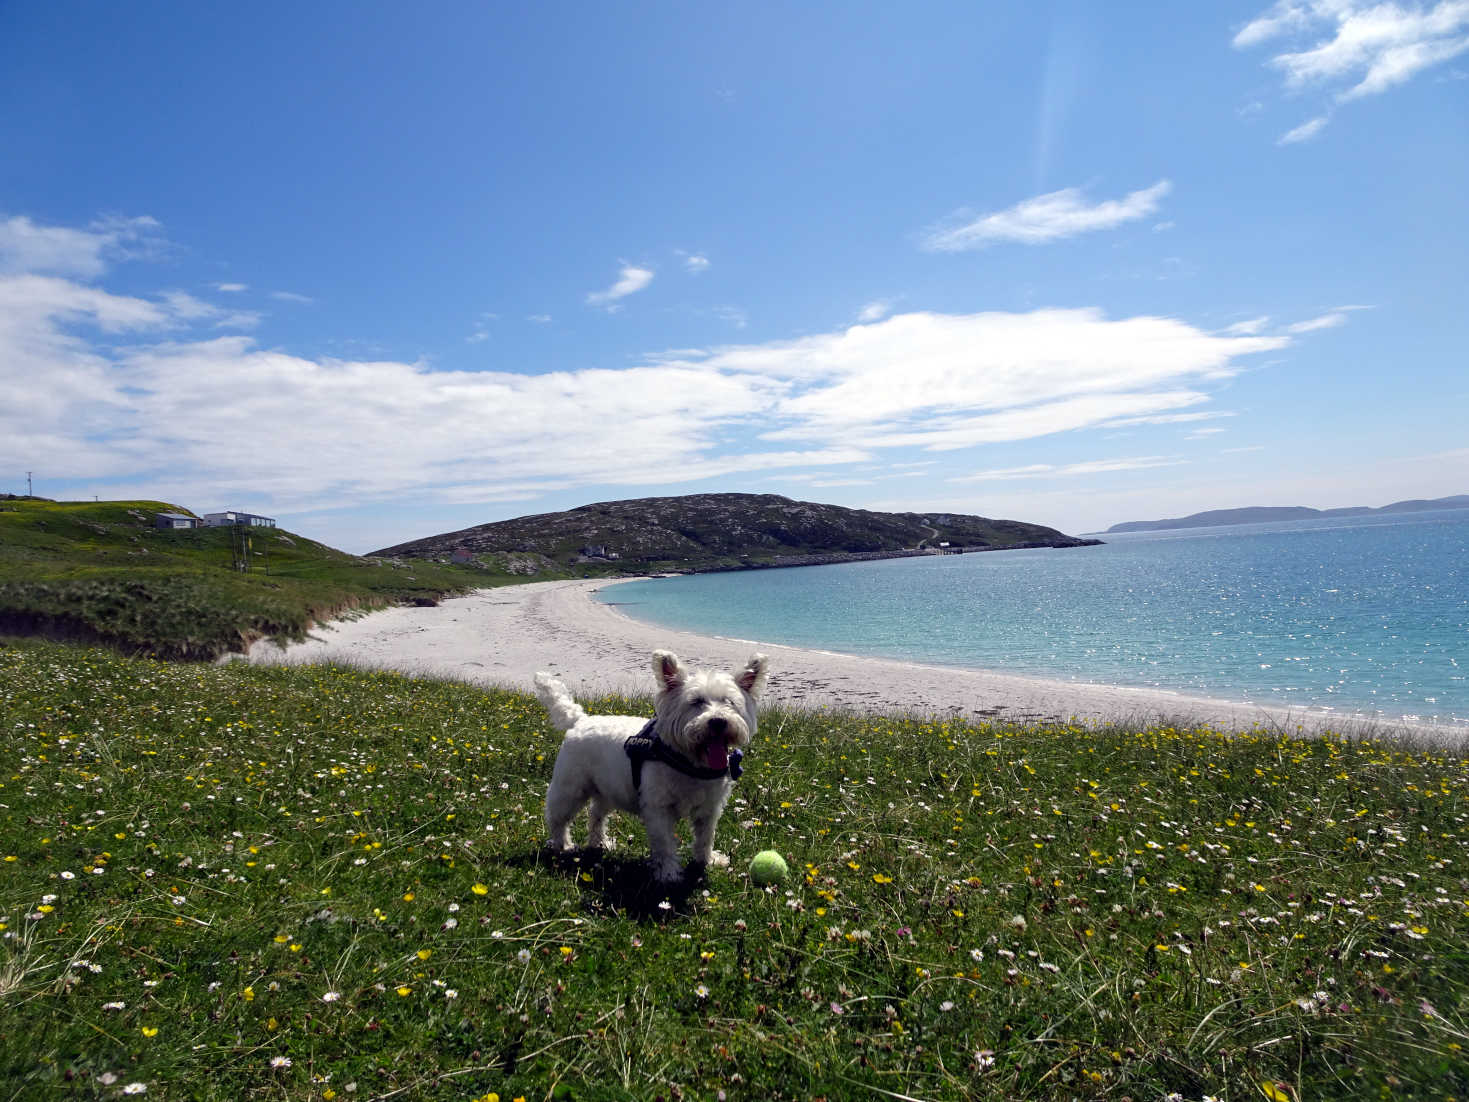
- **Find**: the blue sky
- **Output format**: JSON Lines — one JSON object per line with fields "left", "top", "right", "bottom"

{"left": 2, "top": 2, "right": 1465, "bottom": 553}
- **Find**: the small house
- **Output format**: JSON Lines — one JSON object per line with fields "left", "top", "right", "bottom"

{"left": 154, "top": 512, "right": 200, "bottom": 530}
{"left": 450, "top": 548, "right": 476, "bottom": 565}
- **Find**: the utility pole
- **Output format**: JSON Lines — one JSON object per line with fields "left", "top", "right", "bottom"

{"left": 27, "top": 471, "right": 32, "bottom": 497}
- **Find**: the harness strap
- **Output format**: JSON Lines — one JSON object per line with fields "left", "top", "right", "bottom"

{"left": 624, "top": 718, "right": 744, "bottom": 791}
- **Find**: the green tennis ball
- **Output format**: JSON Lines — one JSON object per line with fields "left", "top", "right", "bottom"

{"left": 749, "top": 849, "right": 788, "bottom": 885}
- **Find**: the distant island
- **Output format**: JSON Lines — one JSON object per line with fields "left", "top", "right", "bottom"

{"left": 1105, "top": 494, "right": 1469, "bottom": 534}
{"left": 372, "top": 492, "right": 1102, "bottom": 574}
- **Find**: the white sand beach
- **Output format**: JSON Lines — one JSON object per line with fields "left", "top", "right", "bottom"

{"left": 242, "top": 578, "right": 1459, "bottom": 739}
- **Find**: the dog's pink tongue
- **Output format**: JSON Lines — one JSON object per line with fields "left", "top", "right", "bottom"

{"left": 706, "top": 742, "right": 730, "bottom": 770}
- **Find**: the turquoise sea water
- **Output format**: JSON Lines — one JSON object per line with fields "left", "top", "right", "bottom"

{"left": 598, "top": 509, "right": 1469, "bottom": 728}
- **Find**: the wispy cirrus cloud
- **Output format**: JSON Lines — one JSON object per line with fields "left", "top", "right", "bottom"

{"left": 1278, "top": 114, "right": 1330, "bottom": 144}
{"left": 689, "top": 307, "right": 1283, "bottom": 452}
{"left": 1236, "top": 1, "right": 1469, "bottom": 142}
{"left": 922, "top": 180, "right": 1172, "bottom": 251}
{"left": 712, "top": 305, "right": 748, "bottom": 329}
{"left": 1101, "top": 410, "right": 1236, "bottom": 429}
{"left": 677, "top": 250, "right": 710, "bottom": 274}
{"left": 158, "top": 290, "right": 260, "bottom": 330}
{"left": 586, "top": 264, "right": 654, "bottom": 309}
{"left": 1221, "top": 316, "right": 1271, "bottom": 335}
{"left": 952, "top": 455, "right": 1185, "bottom": 482}
{"left": 1286, "top": 310, "right": 1349, "bottom": 333}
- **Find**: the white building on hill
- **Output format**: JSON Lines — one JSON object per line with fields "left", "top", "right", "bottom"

{"left": 203, "top": 510, "right": 276, "bottom": 528}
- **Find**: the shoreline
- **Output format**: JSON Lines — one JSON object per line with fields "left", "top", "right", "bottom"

{"left": 242, "top": 578, "right": 1465, "bottom": 742}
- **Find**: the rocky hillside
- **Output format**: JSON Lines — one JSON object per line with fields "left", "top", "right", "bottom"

{"left": 371, "top": 493, "right": 1101, "bottom": 573}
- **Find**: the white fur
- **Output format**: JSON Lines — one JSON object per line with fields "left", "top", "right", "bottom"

{"left": 536, "top": 650, "right": 768, "bottom": 882}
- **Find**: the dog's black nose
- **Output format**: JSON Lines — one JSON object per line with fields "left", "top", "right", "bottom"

{"left": 708, "top": 716, "right": 728, "bottom": 734}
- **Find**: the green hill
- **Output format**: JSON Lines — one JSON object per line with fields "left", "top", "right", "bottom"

{"left": 0, "top": 499, "right": 515, "bottom": 659}
{"left": 372, "top": 491, "right": 1102, "bottom": 572}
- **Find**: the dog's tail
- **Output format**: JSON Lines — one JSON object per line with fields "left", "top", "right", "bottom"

{"left": 533, "top": 672, "right": 587, "bottom": 731}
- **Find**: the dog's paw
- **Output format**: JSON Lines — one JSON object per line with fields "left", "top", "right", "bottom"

{"left": 651, "top": 858, "right": 683, "bottom": 883}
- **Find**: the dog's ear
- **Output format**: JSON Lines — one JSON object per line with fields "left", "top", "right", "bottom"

{"left": 652, "top": 650, "right": 685, "bottom": 692}
{"left": 736, "top": 653, "right": 768, "bottom": 696}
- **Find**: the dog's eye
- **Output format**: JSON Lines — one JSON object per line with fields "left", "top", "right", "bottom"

{"left": 690, "top": 696, "right": 706, "bottom": 707}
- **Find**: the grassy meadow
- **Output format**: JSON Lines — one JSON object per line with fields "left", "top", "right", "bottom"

{"left": 2, "top": 638, "right": 1467, "bottom": 1100}
{"left": 0, "top": 499, "right": 520, "bottom": 661}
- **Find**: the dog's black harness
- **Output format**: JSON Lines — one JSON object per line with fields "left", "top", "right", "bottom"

{"left": 624, "top": 718, "right": 743, "bottom": 792}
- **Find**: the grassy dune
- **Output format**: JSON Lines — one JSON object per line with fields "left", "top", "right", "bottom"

{"left": 0, "top": 500, "right": 511, "bottom": 660}
{"left": 2, "top": 639, "right": 1466, "bottom": 1100}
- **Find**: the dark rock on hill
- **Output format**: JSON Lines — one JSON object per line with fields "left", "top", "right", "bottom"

{"left": 1105, "top": 494, "right": 1469, "bottom": 533}
{"left": 371, "top": 493, "right": 1102, "bottom": 573}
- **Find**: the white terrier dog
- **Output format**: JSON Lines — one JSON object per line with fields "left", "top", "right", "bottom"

{"left": 535, "top": 650, "right": 768, "bottom": 883}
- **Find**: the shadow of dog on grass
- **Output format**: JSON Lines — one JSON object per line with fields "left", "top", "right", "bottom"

{"left": 504, "top": 846, "right": 707, "bottom": 921}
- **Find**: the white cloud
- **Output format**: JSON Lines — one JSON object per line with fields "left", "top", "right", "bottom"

{"left": 952, "top": 456, "right": 1185, "bottom": 482}
{"left": 0, "top": 214, "right": 161, "bottom": 279}
{"left": 155, "top": 290, "right": 259, "bottom": 330}
{"left": 713, "top": 305, "right": 748, "bottom": 329}
{"left": 857, "top": 300, "right": 893, "bottom": 323}
{"left": 527, "top": 313, "right": 552, "bottom": 324}
{"left": 923, "top": 180, "right": 1172, "bottom": 251}
{"left": 586, "top": 265, "right": 654, "bottom": 308}
{"left": 685, "top": 308, "right": 1283, "bottom": 450}
{"left": 466, "top": 312, "right": 496, "bottom": 343}
{"left": 1101, "top": 410, "right": 1236, "bottom": 428}
{"left": 1234, "top": 2, "right": 1313, "bottom": 48}
{"left": 215, "top": 310, "right": 263, "bottom": 329}
{"left": 1221, "top": 316, "right": 1271, "bottom": 335}
{"left": 215, "top": 282, "right": 248, "bottom": 293}
{"left": 1286, "top": 310, "right": 1348, "bottom": 333}
{"left": 1237, "top": 1, "right": 1469, "bottom": 139}
{"left": 1, "top": 222, "right": 1305, "bottom": 525}
{"left": 1278, "top": 114, "right": 1331, "bottom": 143}
{"left": 271, "top": 290, "right": 314, "bottom": 304}
{"left": 683, "top": 253, "right": 710, "bottom": 273}
{"left": 2, "top": 295, "right": 1284, "bottom": 511}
